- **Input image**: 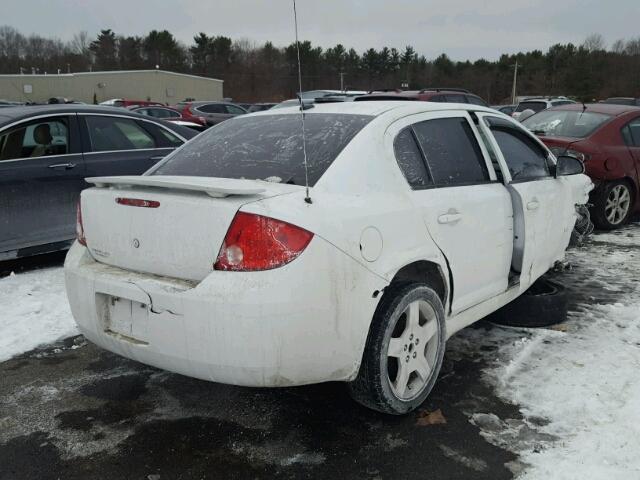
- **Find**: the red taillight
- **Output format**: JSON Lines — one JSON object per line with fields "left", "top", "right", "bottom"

{"left": 214, "top": 212, "right": 313, "bottom": 271}
{"left": 116, "top": 197, "right": 160, "bottom": 208}
{"left": 76, "top": 200, "right": 86, "bottom": 246}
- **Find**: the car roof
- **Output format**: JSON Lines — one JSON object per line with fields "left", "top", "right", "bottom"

{"left": 360, "top": 89, "right": 473, "bottom": 99}
{"left": 547, "top": 102, "right": 640, "bottom": 116}
{"left": 249, "top": 99, "right": 497, "bottom": 118}
{"left": 0, "top": 104, "right": 143, "bottom": 125}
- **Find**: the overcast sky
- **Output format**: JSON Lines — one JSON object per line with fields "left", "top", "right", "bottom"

{"left": 4, "top": 0, "right": 639, "bottom": 60}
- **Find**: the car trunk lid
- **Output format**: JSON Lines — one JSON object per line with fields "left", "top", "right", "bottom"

{"left": 81, "top": 176, "right": 299, "bottom": 281}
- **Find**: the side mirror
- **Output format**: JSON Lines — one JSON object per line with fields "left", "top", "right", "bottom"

{"left": 555, "top": 155, "right": 585, "bottom": 177}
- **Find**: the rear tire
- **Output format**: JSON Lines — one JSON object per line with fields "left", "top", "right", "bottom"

{"left": 591, "top": 180, "right": 635, "bottom": 230}
{"left": 487, "top": 278, "right": 568, "bottom": 328}
{"left": 348, "top": 283, "right": 446, "bottom": 415}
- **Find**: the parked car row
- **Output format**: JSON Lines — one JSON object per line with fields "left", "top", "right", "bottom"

{"left": 0, "top": 105, "right": 197, "bottom": 260}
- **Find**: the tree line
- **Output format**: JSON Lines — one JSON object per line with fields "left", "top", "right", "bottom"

{"left": 0, "top": 26, "right": 639, "bottom": 104}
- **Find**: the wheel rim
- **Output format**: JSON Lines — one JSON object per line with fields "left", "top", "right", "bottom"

{"left": 605, "top": 184, "right": 631, "bottom": 225}
{"left": 385, "top": 300, "right": 440, "bottom": 401}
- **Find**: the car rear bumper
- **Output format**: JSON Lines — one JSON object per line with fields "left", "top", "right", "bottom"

{"left": 64, "top": 240, "right": 385, "bottom": 387}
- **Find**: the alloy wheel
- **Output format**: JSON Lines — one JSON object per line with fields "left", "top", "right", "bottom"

{"left": 385, "top": 300, "right": 440, "bottom": 401}
{"left": 605, "top": 184, "right": 631, "bottom": 225}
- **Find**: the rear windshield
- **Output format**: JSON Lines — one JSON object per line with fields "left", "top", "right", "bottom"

{"left": 523, "top": 110, "right": 612, "bottom": 138}
{"left": 151, "top": 113, "right": 372, "bottom": 186}
{"left": 516, "top": 101, "right": 546, "bottom": 113}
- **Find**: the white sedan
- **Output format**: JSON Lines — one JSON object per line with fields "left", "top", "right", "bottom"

{"left": 65, "top": 101, "right": 591, "bottom": 414}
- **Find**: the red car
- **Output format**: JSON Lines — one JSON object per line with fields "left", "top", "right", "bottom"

{"left": 523, "top": 103, "right": 640, "bottom": 229}
{"left": 172, "top": 101, "right": 246, "bottom": 127}
{"left": 354, "top": 88, "right": 489, "bottom": 107}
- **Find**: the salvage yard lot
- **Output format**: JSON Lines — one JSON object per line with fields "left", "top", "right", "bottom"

{"left": 1, "top": 223, "right": 639, "bottom": 480}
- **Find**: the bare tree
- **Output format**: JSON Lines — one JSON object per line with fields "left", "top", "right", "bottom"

{"left": 70, "top": 31, "right": 92, "bottom": 56}
{"left": 611, "top": 39, "right": 626, "bottom": 54}
{"left": 583, "top": 33, "right": 606, "bottom": 53}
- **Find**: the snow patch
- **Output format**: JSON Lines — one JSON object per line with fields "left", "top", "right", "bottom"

{"left": 0, "top": 267, "right": 78, "bottom": 362}
{"left": 459, "top": 227, "right": 640, "bottom": 479}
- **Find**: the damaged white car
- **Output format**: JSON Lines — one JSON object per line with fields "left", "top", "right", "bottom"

{"left": 65, "top": 101, "right": 591, "bottom": 414}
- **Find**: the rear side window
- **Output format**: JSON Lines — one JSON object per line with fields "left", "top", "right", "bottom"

{"left": 516, "top": 101, "right": 546, "bottom": 113}
{"left": 152, "top": 113, "right": 372, "bottom": 186}
{"left": 197, "top": 103, "right": 226, "bottom": 114}
{"left": 490, "top": 127, "right": 550, "bottom": 180}
{"left": 393, "top": 128, "right": 431, "bottom": 188}
{"left": 444, "top": 94, "right": 467, "bottom": 103}
{"left": 412, "top": 117, "right": 489, "bottom": 186}
{"left": 147, "top": 108, "right": 179, "bottom": 119}
{"left": 0, "top": 117, "right": 69, "bottom": 160}
{"left": 522, "top": 110, "right": 611, "bottom": 138}
{"left": 85, "top": 116, "right": 155, "bottom": 152}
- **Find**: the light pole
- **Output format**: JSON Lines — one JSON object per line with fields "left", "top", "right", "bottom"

{"left": 511, "top": 60, "right": 519, "bottom": 105}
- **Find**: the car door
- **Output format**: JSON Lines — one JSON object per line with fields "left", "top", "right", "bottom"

{"left": 79, "top": 114, "right": 185, "bottom": 178}
{"left": 389, "top": 110, "right": 513, "bottom": 314}
{"left": 0, "top": 114, "right": 84, "bottom": 256}
{"left": 476, "top": 113, "right": 569, "bottom": 285}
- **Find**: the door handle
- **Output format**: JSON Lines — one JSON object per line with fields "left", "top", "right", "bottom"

{"left": 438, "top": 212, "right": 463, "bottom": 224}
{"left": 527, "top": 200, "right": 540, "bottom": 210}
{"left": 48, "top": 163, "right": 76, "bottom": 170}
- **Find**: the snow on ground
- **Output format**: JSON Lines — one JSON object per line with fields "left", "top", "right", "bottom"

{"left": 0, "top": 266, "right": 77, "bottom": 362}
{"left": 0, "top": 224, "right": 638, "bottom": 479}
{"left": 452, "top": 224, "right": 640, "bottom": 480}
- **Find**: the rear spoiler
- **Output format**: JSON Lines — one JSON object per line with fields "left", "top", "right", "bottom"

{"left": 86, "top": 175, "right": 266, "bottom": 198}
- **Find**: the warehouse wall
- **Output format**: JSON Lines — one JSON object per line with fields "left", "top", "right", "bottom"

{"left": 0, "top": 70, "right": 223, "bottom": 104}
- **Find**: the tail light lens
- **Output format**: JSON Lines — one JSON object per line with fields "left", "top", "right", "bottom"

{"left": 214, "top": 212, "right": 313, "bottom": 271}
{"left": 76, "top": 200, "right": 86, "bottom": 246}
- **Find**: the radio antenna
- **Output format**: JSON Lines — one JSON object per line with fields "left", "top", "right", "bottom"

{"left": 293, "top": 0, "right": 312, "bottom": 204}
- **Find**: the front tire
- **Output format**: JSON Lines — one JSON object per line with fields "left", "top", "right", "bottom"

{"left": 348, "top": 283, "right": 446, "bottom": 415}
{"left": 591, "top": 180, "right": 635, "bottom": 230}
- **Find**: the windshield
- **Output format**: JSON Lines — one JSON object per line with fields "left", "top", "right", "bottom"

{"left": 151, "top": 113, "right": 372, "bottom": 186}
{"left": 523, "top": 110, "right": 612, "bottom": 138}
{"left": 515, "top": 101, "right": 546, "bottom": 113}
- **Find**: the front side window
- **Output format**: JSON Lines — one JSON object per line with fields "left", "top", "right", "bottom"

{"left": 0, "top": 117, "right": 69, "bottom": 161}
{"left": 141, "top": 122, "right": 183, "bottom": 148}
{"left": 152, "top": 113, "right": 372, "bottom": 186}
{"left": 490, "top": 126, "right": 550, "bottom": 180}
{"left": 85, "top": 116, "right": 155, "bottom": 152}
{"left": 551, "top": 100, "right": 574, "bottom": 107}
{"left": 466, "top": 95, "right": 487, "bottom": 106}
{"left": 622, "top": 117, "right": 640, "bottom": 147}
{"left": 393, "top": 128, "right": 431, "bottom": 188}
{"left": 226, "top": 105, "right": 246, "bottom": 115}
{"left": 412, "top": 117, "right": 489, "bottom": 186}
